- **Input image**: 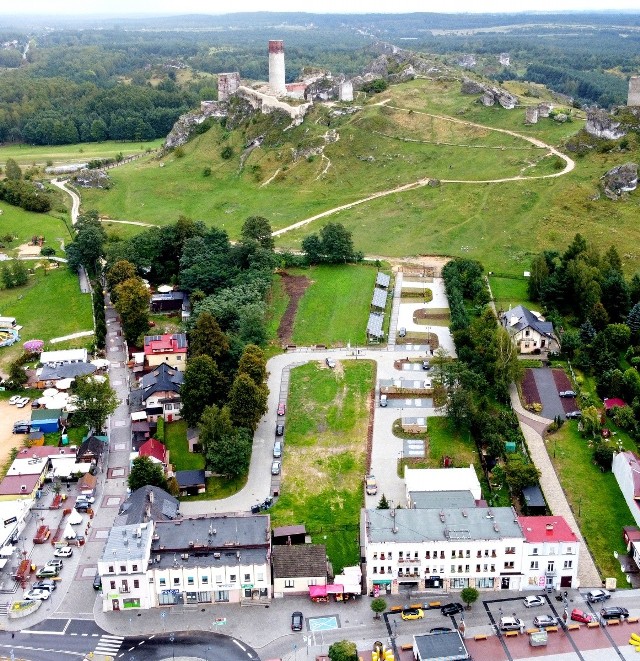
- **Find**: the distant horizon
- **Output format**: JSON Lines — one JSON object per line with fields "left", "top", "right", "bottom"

{"left": 2, "top": 3, "right": 640, "bottom": 17}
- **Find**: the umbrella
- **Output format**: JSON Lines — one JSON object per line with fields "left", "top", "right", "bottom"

{"left": 90, "top": 359, "right": 110, "bottom": 369}
{"left": 43, "top": 388, "right": 58, "bottom": 397}
{"left": 157, "top": 284, "right": 173, "bottom": 293}
{"left": 68, "top": 509, "right": 83, "bottom": 525}
{"left": 91, "top": 375, "right": 106, "bottom": 384}
{"left": 56, "top": 378, "right": 73, "bottom": 390}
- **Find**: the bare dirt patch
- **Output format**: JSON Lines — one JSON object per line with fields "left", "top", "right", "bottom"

{"left": 277, "top": 272, "right": 311, "bottom": 345}
{"left": 0, "top": 401, "right": 30, "bottom": 468}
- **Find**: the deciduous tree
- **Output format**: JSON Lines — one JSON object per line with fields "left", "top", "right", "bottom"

{"left": 181, "top": 356, "right": 227, "bottom": 427}
{"left": 188, "top": 311, "right": 229, "bottom": 362}
{"left": 128, "top": 456, "right": 168, "bottom": 493}
{"left": 72, "top": 374, "right": 119, "bottom": 433}
{"left": 106, "top": 259, "right": 137, "bottom": 299}
{"left": 228, "top": 373, "right": 268, "bottom": 431}
{"left": 328, "top": 640, "right": 358, "bottom": 661}
{"left": 237, "top": 344, "right": 267, "bottom": 385}
{"left": 241, "top": 216, "right": 275, "bottom": 251}
{"left": 461, "top": 587, "right": 479, "bottom": 609}
{"left": 113, "top": 276, "right": 150, "bottom": 344}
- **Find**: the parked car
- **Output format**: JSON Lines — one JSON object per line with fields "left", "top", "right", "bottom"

{"left": 325, "top": 357, "right": 336, "bottom": 369}
{"left": 429, "top": 627, "right": 452, "bottom": 634}
{"left": 566, "top": 410, "right": 582, "bottom": 419}
{"left": 36, "top": 566, "right": 59, "bottom": 579}
{"left": 533, "top": 615, "right": 558, "bottom": 628}
{"left": 601, "top": 606, "right": 629, "bottom": 620}
{"left": 379, "top": 394, "right": 388, "bottom": 407}
{"left": 277, "top": 402, "right": 286, "bottom": 416}
{"left": 76, "top": 495, "right": 95, "bottom": 504}
{"left": 401, "top": 608, "right": 424, "bottom": 621}
{"left": 93, "top": 573, "right": 102, "bottom": 591}
{"left": 32, "top": 580, "right": 56, "bottom": 592}
{"left": 423, "top": 378, "right": 432, "bottom": 389}
{"left": 271, "top": 461, "right": 281, "bottom": 475}
{"left": 398, "top": 327, "right": 406, "bottom": 337}
{"left": 53, "top": 546, "right": 73, "bottom": 558}
{"left": 273, "top": 441, "right": 282, "bottom": 459}
{"left": 570, "top": 608, "right": 593, "bottom": 624}
{"left": 275, "top": 423, "right": 284, "bottom": 437}
{"left": 440, "top": 603, "right": 464, "bottom": 616}
{"left": 422, "top": 361, "right": 431, "bottom": 370}
{"left": 559, "top": 390, "right": 577, "bottom": 398}
{"left": 12, "top": 421, "right": 30, "bottom": 434}
{"left": 291, "top": 611, "right": 304, "bottom": 631}
{"left": 524, "top": 595, "right": 545, "bottom": 608}
{"left": 16, "top": 397, "right": 30, "bottom": 408}
{"left": 8, "top": 395, "right": 21, "bottom": 405}
{"left": 24, "top": 588, "right": 51, "bottom": 601}
{"left": 500, "top": 616, "right": 524, "bottom": 632}
{"left": 365, "top": 475, "right": 377, "bottom": 496}
{"left": 46, "top": 559, "right": 64, "bottom": 570}
{"left": 586, "top": 589, "right": 611, "bottom": 603}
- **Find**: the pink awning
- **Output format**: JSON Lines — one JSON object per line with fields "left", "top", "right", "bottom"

{"left": 326, "top": 584, "right": 344, "bottom": 594}
{"left": 309, "top": 585, "right": 327, "bottom": 598}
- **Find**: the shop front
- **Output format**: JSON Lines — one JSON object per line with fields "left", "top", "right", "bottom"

{"left": 371, "top": 579, "right": 391, "bottom": 596}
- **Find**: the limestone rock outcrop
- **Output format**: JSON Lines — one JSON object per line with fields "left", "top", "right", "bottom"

{"left": 165, "top": 101, "right": 227, "bottom": 149}
{"left": 585, "top": 109, "right": 626, "bottom": 140}
{"left": 73, "top": 169, "right": 112, "bottom": 189}
{"left": 601, "top": 162, "right": 638, "bottom": 200}
{"left": 461, "top": 78, "right": 485, "bottom": 95}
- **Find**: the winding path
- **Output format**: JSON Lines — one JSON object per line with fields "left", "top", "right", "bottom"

{"left": 51, "top": 178, "right": 80, "bottom": 225}
{"left": 273, "top": 106, "right": 575, "bottom": 237}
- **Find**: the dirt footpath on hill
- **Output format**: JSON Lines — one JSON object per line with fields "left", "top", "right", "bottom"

{"left": 0, "top": 401, "right": 30, "bottom": 467}
{"left": 277, "top": 272, "right": 311, "bottom": 345}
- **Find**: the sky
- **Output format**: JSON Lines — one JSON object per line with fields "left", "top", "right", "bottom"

{"left": 4, "top": 0, "right": 640, "bottom": 16}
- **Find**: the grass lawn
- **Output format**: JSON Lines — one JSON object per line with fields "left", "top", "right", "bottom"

{"left": 44, "top": 425, "right": 88, "bottom": 448}
{"left": 181, "top": 474, "right": 248, "bottom": 502}
{"left": 163, "top": 421, "right": 204, "bottom": 471}
{"left": 269, "top": 360, "right": 375, "bottom": 572}
{"left": 265, "top": 273, "right": 289, "bottom": 343}
{"left": 291, "top": 264, "right": 379, "bottom": 347}
{"left": 0, "top": 267, "right": 94, "bottom": 374}
{"left": 0, "top": 139, "right": 163, "bottom": 168}
{"left": 489, "top": 276, "right": 536, "bottom": 312}
{"left": 0, "top": 202, "right": 73, "bottom": 251}
{"left": 547, "top": 421, "right": 636, "bottom": 584}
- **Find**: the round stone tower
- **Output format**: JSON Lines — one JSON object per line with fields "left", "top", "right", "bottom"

{"left": 268, "top": 40, "right": 286, "bottom": 96}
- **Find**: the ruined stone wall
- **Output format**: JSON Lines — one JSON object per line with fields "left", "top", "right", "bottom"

{"left": 236, "top": 86, "right": 311, "bottom": 122}
{"left": 628, "top": 76, "right": 640, "bottom": 107}
{"left": 218, "top": 72, "right": 241, "bottom": 102}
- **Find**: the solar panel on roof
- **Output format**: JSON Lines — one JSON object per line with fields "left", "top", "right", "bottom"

{"left": 371, "top": 288, "right": 388, "bottom": 309}
{"left": 367, "top": 313, "right": 384, "bottom": 338}
{"left": 376, "top": 272, "right": 391, "bottom": 288}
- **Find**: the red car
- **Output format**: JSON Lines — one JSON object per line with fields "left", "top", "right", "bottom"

{"left": 571, "top": 608, "right": 593, "bottom": 624}
{"left": 277, "top": 402, "right": 286, "bottom": 416}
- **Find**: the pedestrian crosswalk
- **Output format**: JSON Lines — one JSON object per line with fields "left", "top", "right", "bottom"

{"left": 94, "top": 634, "right": 124, "bottom": 656}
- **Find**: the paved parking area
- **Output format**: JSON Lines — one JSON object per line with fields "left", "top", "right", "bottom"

{"left": 531, "top": 367, "right": 565, "bottom": 421}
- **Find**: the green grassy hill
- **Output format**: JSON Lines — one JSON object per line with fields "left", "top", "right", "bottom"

{"left": 77, "top": 77, "right": 640, "bottom": 275}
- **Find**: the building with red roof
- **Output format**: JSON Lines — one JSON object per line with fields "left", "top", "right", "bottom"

{"left": 518, "top": 516, "right": 580, "bottom": 591}
{"left": 138, "top": 438, "right": 168, "bottom": 467}
{"left": 604, "top": 397, "right": 628, "bottom": 411}
{"left": 143, "top": 333, "right": 187, "bottom": 371}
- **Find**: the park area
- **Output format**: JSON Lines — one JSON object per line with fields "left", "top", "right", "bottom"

{"left": 270, "top": 360, "right": 375, "bottom": 572}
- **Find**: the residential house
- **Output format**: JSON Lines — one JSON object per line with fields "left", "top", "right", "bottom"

{"left": 0, "top": 474, "right": 43, "bottom": 501}
{"left": 39, "top": 349, "right": 88, "bottom": 365}
{"left": 76, "top": 434, "right": 108, "bottom": 465}
{"left": 139, "top": 363, "right": 183, "bottom": 423}
{"left": 623, "top": 526, "right": 640, "bottom": 572}
{"left": 35, "top": 362, "right": 96, "bottom": 389}
{"left": 30, "top": 408, "right": 66, "bottom": 434}
{"left": 500, "top": 305, "right": 559, "bottom": 354}
{"left": 175, "top": 470, "right": 206, "bottom": 496}
{"left": 272, "top": 544, "right": 328, "bottom": 596}
{"left": 99, "top": 514, "right": 272, "bottom": 611}
{"left": 613, "top": 451, "right": 640, "bottom": 528}
{"left": 115, "top": 485, "right": 180, "bottom": 527}
{"left": 143, "top": 333, "right": 187, "bottom": 371}
{"left": 360, "top": 506, "right": 525, "bottom": 595}
{"left": 150, "top": 291, "right": 186, "bottom": 313}
{"left": 405, "top": 465, "right": 482, "bottom": 508}
{"left": 138, "top": 438, "right": 168, "bottom": 469}
{"left": 519, "top": 516, "right": 579, "bottom": 590}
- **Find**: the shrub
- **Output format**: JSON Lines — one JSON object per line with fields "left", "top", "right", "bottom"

{"left": 220, "top": 145, "right": 234, "bottom": 160}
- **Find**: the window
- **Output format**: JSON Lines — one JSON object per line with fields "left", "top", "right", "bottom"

{"left": 530, "top": 561, "right": 539, "bottom": 570}
{"left": 373, "top": 552, "right": 378, "bottom": 560}
{"left": 285, "top": 579, "right": 295, "bottom": 588}
{"left": 567, "top": 546, "right": 573, "bottom": 554}
{"left": 387, "top": 566, "right": 391, "bottom": 574}
{"left": 187, "top": 577, "right": 195, "bottom": 586}
{"left": 108, "top": 565, "right": 114, "bottom": 573}
{"left": 257, "top": 573, "right": 264, "bottom": 582}
{"left": 120, "top": 565, "right": 126, "bottom": 572}
{"left": 458, "top": 565, "right": 463, "bottom": 573}
{"left": 458, "top": 550, "right": 463, "bottom": 558}
{"left": 425, "top": 551, "right": 431, "bottom": 559}
{"left": 504, "top": 562, "right": 514, "bottom": 570}
{"left": 132, "top": 564, "right": 138, "bottom": 572}
{"left": 202, "top": 576, "right": 208, "bottom": 584}
{"left": 476, "top": 565, "right": 481, "bottom": 573}
{"left": 505, "top": 547, "right": 516, "bottom": 555}
{"left": 159, "top": 578, "right": 166, "bottom": 587}
{"left": 244, "top": 574, "right": 251, "bottom": 582}
{"left": 414, "top": 552, "right": 419, "bottom": 559}
{"left": 229, "top": 574, "right": 236, "bottom": 582}
{"left": 110, "top": 581, "right": 116, "bottom": 590}
{"left": 451, "top": 577, "right": 469, "bottom": 589}
{"left": 483, "top": 564, "right": 488, "bottom": 572}
{"left": 525, "top": 330, "right": 530, "bottom": 337}
{"left": 451, "top": 565, "right": 456, "bottom": 573}
{"left": 216, "top": 575, "right": 222, "bottom": 584}
{"left": 133, "top": 580, "right": 139, "bottom": 589}
{"left": 477, "top": 577, "right": 494, "bottom": 589}
{"left": 439, "top": 566, "right": 444, "bottom": 573}
{"left": 373, "top": 567, "right": 377, "bottom": 574}
{"left": 451, "top": 551, "right": 456, "bottom": 559}
{"left": 484, "top": 550, "right": 489, "bottom": 557}
{"left": 477, "top": 551, "right": 482, "bottom": 558}
{"left": 547, "top": 562, "right": 555, "bottom": 572}
{"left": 563, "top": 560, "right": 573, "bottom": 569}
{"left": 388, "top": 552, "right": 392, "bottom": 560}
{"left": 490, "top": 565, "right": 495, "bottom": 573}
{"left": 532, "top": 547, "right": 539, "bottom": 555}
{"left": 399, "top": 551, "right": 404, "bottom": 559}
{"left": 465, "top": 565, "right": 469, "bottom": 573}
{"left": 173, "top": 577, "right": 180, "bottom": 586}
{"left": 466, "top": 550, "right": 470, "bottom": 558}
{"left": 413, "top": 567, "right": 418, "bottom": 575}
{"left": 440, "top": 551, "right": 445, "bottom": 559}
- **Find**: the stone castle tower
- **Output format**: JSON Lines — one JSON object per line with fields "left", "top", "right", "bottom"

{"left": 268, "top": 40, "right": 286, "bottom": 96}
{"left": 628, "top": 76, "right": 640, "bottom": 107}
{"left": 218, "top": 72, "right": 241, "bottom": 102}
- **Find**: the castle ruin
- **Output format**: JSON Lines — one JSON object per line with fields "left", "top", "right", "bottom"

{"left": 628, "top": 76, "right": 640, "bottom": 107}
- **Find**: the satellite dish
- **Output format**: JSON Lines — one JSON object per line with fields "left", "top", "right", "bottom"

{"left": 614, "top": 550, "right": 619, "bottom": 559}
{"left": 627, "top": 574, "right": 632, "bottom": 584}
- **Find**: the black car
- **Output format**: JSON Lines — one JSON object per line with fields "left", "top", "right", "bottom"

{"left": 291, "top": 611, "right": 304, "bottom": 631}
{"left": 600, "top": 606, "right": 629, "bottom": 620}
{"left": 440, "top": 602, "right": 464, "bottom": 616}
{"left": 93, "top": 573, "right": 102, "bottom": 591}
{"left": 275, "top": 423, "right": 284, "bottom": 437}
{"left": 12, "top": 422, "right": 30, "bottom": 434}
{"left": 430, "top": 627, "right": 452, "bottom": 634}
{"left": 559, "top": 390, "right": 577, "bottom": 398}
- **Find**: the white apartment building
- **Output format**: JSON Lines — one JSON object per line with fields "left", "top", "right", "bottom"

{"left": 519, "top": 516, "right": 580, "bottom": 591}
{"left": 361, "top": 507, "right": 525, "bottom": 595}
{"left": 99, "top": 515, "right": 272, "bottom": 611}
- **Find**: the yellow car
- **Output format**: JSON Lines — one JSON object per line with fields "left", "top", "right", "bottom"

{"left": 401, "top": 608, "right": 424, "bottom": 621}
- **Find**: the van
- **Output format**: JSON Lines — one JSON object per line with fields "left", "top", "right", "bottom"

{"left": 500, "top": 616, "right": 524, "bottom": 632}
{"left": 379, "top": 394, "right": 387, "bottom": 407}
{"left": 273, "top": 441, "right": 282, "bottom": 458}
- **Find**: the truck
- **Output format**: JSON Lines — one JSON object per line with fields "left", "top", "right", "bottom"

{"left": 33, "top": 525, "right": 50, "bottom": 544}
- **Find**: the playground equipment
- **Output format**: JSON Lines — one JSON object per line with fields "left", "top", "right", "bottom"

{"left": 0, "top": 327, "right": 19, "bottom": 347}
{"left": 630, "top": 631, "right": 640, "bottom": 651}
{"left": 372, "top": 641, "right": 395, "bottom": 661}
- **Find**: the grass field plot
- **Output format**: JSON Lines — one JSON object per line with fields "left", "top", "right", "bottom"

{"left": 291, "top": 265, "right": 378, "bottom": 347}
{"left": 489, "top": 276, "right": 536, "bottom": 312}
{"left": 270, "top": 360, "right": 375, "bottom": 572}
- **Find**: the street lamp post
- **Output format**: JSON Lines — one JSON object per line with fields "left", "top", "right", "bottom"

{"left": 169, "top": 633, "right": 175, "bottom": 661}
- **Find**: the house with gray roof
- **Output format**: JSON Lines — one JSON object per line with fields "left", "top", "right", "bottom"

{"left": 139, "top": 362, "right": 183, "bottom": 423}
{"left": 115, "top": 485, "right": 180, "bottom": 527}
{"left": 361, "top": 506, "right": 525, "bottom": 594}
{"left": 500, "top": 305, "right": 559, "bottom": 354}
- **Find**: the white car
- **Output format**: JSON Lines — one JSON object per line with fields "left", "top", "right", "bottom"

{"left": 16, "top": 397, "right": 30, "bottom": 408}
{"left": 24, "top": 588, "right": 51, "bottom": 601}
{"left": 53, "top": 546, "right": 73, "bottom": 558}
{"left": 524, "top": 595, "right": 545, "bottom": 608}
{"left": 8, "top": 395, "right": 21, "bottom": 405}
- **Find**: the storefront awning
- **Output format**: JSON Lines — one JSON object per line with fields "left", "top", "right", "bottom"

{"left": 0, "top": 546, "right": 15, "bottom": 557}
{"left": 309, "top": 585, "right": 327, "bottom": 598}
{"left": 326, "top": 584, "right": 344, "bottom": 594}
{"left": 373, "top": 579, "right": 392, "bottom": 585}
{"left": 0, "top": 559, "right": 7, "bottom": 569}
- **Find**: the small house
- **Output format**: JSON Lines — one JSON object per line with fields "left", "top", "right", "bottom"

{"left": 76, "top": 434, "right": 108, "bottom": 464}
{"left": 272, "top": 544, "right": 328, "bottom": 596}
{"left": 150, "top": 291, "right": 185, "bottom": 313}
{"left": 139, "top": 363, "right": 183, "bottom": 423}
{"left": 500, "top": 305, "right": 559, "bottom": 354}
{"left": 138, "top": 438, "right": 168, "bottom": 468}
{"left": 175, "top": 469, "right": 206, "bottom": 496}
{"left": 143, "top": 333, "right": 187, "bottom": 371}
{"left": 30, "top": 408, "right": 65, "bottom": 434}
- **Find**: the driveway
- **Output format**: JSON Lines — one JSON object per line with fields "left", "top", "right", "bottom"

{"left": 531, "top": 367, "right": 565, "bottom": 421}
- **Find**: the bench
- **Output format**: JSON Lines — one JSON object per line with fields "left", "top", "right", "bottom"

{"left": 546, "top": 626, "right": 559, "bottom": 633}
{"left": 427, "top": 601, "right": 441, "bottom": 608}
{"left": 390, "top": 606, "right": 403, "bottom": 613}
{"left": 526, "top": 628, "right": 539, "bottom": 635}
{"left": 628, "top": 617, "right": 639, "bottom": 624}
{"left": 587, "top": 621, "right": 600, "bottom": 628}
{"left": 567, "top": 623, "right": 580, "bottom": 631}
{"left": 474, "top": 634, "right": 488, "bottom": 641}
{"left": 607, "top": 619, "right": 620, "bottom": 626}
{"left": 410, "top": 603, "right": 422, "bottom": 610}
{"left": 400, "top": 644, "right": 413, "bottom": 651}
{"left": 504, "top": 630, "right": 519, "bottom": 637}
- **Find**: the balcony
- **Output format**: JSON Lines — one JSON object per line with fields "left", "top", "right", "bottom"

{"left": 398, "top": 558, "right": 421, "bottom": 564}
